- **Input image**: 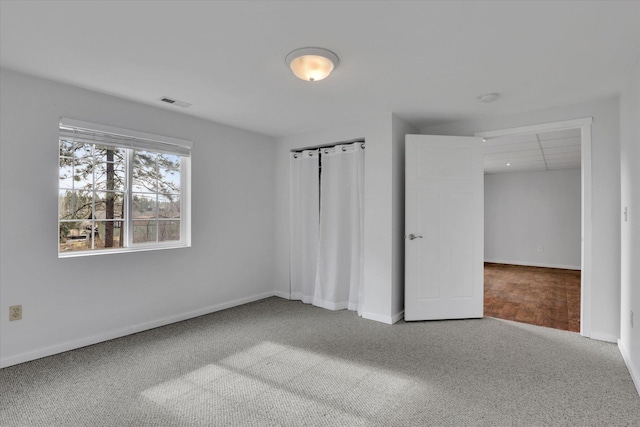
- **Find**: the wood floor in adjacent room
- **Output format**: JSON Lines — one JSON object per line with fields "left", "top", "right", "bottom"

{"left": 484, "top": 263, "right": 581, "bottom": 332}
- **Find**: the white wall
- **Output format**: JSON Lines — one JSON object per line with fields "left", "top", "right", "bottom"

{"left": 422, "top": 97, "right": 621, "bottom": 342}
{"left": 484, "top": 169, "right": 581, "bottom": 269}
{"left": 619, "top": 54, "right": 640, "bottom": 393}
{"left": 0, "top": 69, "right": 277, "bottom": 367}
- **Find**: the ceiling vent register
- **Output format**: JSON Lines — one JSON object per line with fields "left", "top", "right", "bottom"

{"left": 159, "top": 97, "right": 192, "bottom": 108}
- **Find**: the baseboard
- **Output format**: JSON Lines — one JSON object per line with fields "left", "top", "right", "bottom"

{"left": 273, "top": 290, "right": 291, "bottom": 300}
{"left": 618, "top": 339, "right": 640, "bottom": 396}
{"left": 0, "top": 291, "right": 276, "bottom": 369}
{"left": 589, "top": 331, "right": 618, "bottom": 343}
{"left": 391, "top": 310, "right": 404, "bottom": 324}
{"left": 485, "top": 259, "right": 581, "bottom": 270}
{"left": 289, "top": 292, "right": 314, "bottom": 305}
{"left": 362, "top": 311, "right": 396, "bottom": 325}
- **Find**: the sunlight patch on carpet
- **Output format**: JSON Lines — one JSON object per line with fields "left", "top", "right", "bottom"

{"left": 141, "top": 341, "right": 416, "bottom": 424}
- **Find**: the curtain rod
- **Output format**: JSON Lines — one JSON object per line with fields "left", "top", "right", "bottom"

{"left": 292, "top": 142, "right": 365, "bottom": 158}
{"left": 290, "top": 138, "right": 365, "bottom": 154}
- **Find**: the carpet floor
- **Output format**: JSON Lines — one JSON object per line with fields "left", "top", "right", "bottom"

{"left": 0, "top": 297, "right": 638, "bottom": 426}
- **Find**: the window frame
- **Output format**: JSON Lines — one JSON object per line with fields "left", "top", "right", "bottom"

{"left": 58, "top": 118, "right": 192, "bottom": 258}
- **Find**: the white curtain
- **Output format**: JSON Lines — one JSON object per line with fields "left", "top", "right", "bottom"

{"left": 313, "top": 144, "right": 365, "bottom": 315}
{"left": 289, "top": 149, "right": 320, "bottom": 303}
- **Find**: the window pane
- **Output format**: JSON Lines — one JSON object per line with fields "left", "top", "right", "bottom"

{"left": 158, "top": 194, "right": 180, "bottom": 218}
{"left": 158, "top": 153, "right": 181, "bottom": 193}
{"left": 94, "top": 145, "right": 125, "bottom": 163}
{"left": 59, "top": 139, "right": 75, "bottom": 157}
{"left": 94, "top": 192, "right": 125, "bottom": 220}
{"left": 94, "top": 162, "right": 126, "bottom": 191}
{"left": 133, "top": 220, "right": 157, "bottom": 243}
{"left": 59, "top": 190, "right": 92, "bottom": 220}
{"left": 73, "top": 158, "right": 95, "bottom": 189}
{"left": 132, "top": 194, "right": 157, "bottom": 218}
{"left": 59, "top": 158, "right": 75, "bottom": 189}
{"left": 75, "top": 143, "right": 94, "bottom": 159}
{"left": 159, "top": 220, "right": 180, "bottom": 242}
{"left": 94, "top": 221, "right": 124, "bottom": 249}
{"left": 133, "top": 151, "right": 157, "bottom": 192}
{"left": 59, "top": 221, "right": 92, "bottom": 253}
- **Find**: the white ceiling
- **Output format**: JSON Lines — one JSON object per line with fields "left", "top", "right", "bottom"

{"left": 483, "top": 128, "right": 581, "bottom": 174}
{"left": 1, "top": 1, "right": 639, "bottom": 138}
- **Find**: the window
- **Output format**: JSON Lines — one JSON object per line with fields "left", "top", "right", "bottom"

{"left": 58, "top": 119, "right": 191, "bottom": 257}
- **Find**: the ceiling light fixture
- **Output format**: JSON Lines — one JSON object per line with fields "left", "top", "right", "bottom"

{"left": 478, "top": 93, "right": 500, "bottom": 103}
{"left": 286, "top": 47, "right": 339, "bottom": 82}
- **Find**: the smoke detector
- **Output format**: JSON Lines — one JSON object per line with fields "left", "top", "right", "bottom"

{"left": 478, "top": 93, "right": 500, "bottom": 103}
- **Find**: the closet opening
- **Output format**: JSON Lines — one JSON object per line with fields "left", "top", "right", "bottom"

{"left": 289, "top": 139, "right": 365, "bottom": 315}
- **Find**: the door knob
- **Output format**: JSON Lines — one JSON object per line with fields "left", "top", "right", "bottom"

{"left": 407, "top": 234, "right": 423, "bottom": 240}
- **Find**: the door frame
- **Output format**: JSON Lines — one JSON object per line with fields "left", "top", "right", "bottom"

{"left": 474, "top": 117, "right": 593, "bottom": 338}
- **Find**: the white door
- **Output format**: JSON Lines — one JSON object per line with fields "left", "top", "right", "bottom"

{"left": 405, "top": 135, "right": 484, "bottom": 321}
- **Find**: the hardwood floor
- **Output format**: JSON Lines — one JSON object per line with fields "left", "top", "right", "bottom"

{"left": 484, "top": 263, "right": 581, "bottom": 332}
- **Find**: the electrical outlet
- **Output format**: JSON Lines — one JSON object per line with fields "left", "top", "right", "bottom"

{"left": 537, "top": 246, "right": 544, "bottom": 253}
{"left": 9, "top": 305, "right": 22, "bottom": 321}
{"left": 631, "top": 310, "right": 634, "bottom": 328}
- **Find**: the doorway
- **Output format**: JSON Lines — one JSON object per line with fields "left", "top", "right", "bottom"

{"left": 475, "top": 118, "right": 592, "bottom": 336}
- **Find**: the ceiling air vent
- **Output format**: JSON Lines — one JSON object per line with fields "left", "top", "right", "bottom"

{"left": 158, "top": 96, "right": 192, "bottom": 108}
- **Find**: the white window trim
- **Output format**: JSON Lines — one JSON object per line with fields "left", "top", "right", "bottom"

{"left": 58, "top": 118, "right": 192, "bottom": 258}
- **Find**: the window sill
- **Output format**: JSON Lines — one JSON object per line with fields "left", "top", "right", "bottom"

{"left": 58, "top": 242, "right": 190, "bottom": 258}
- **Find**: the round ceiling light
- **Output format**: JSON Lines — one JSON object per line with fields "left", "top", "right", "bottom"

{"left": 285, "top": 47, "right": 339, "bottom": 82}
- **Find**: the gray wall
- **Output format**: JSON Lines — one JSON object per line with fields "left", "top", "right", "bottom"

{"left": 484, "top": 169, "right": 581, "bottom": 269}
{"left": 421, "top": 97, "right": 620, "bottom": 342}
{"left": 391, "top": 115, "right": 418, "bottom": 319}
{"left": 0, "top": 69, "right": 277, "bottom": 367}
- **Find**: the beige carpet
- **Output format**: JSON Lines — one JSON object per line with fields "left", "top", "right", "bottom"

{"left": 0, "top": 297, "right": 638, "bottom": 426}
